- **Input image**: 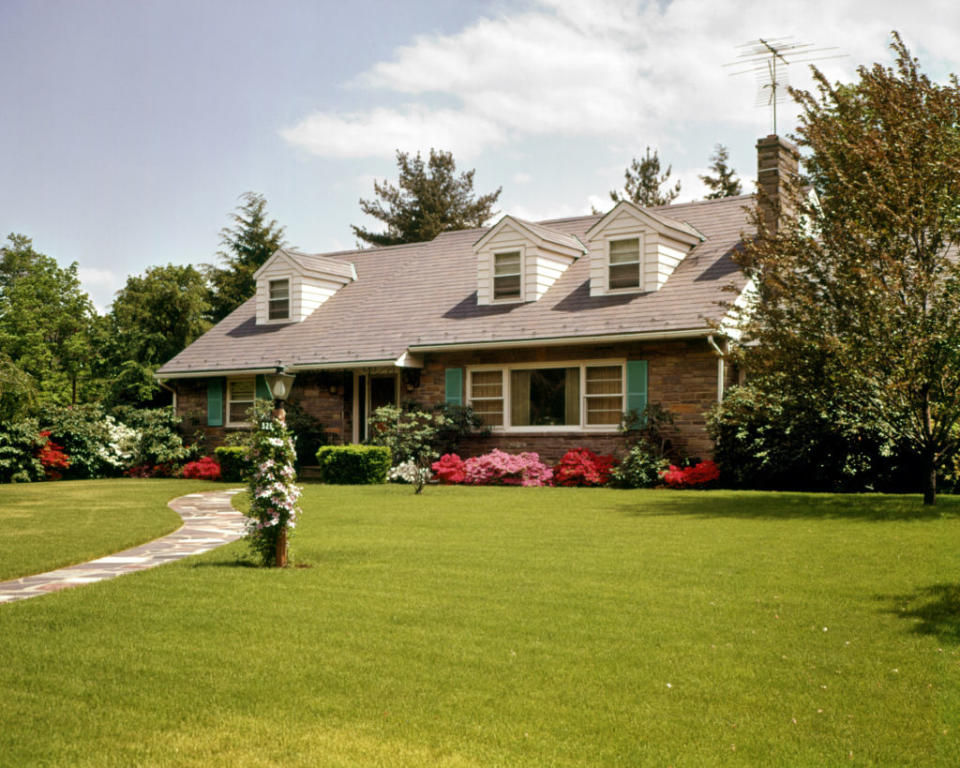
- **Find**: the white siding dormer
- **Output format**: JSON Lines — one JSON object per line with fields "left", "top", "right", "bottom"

{"left": 585, "top": 202, "right": 704, "bottom": 296}
{"left": 474, "top": 216, "right": 585, "bottom": 305}
{"left": 253, "top": 248, "right": 357, "bottom": 324}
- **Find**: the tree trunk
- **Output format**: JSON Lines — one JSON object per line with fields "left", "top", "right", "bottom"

{"left": 922, "top": 453, "right": 937, "bottom": 506}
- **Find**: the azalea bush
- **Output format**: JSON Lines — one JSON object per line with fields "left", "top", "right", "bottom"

{"left": 246, "top": 409, "right": 302, "bottom": 566}
{"left": 181, "top": 455, "right": 222, "bottom": 481}
{"left": 552, "top": 448, "right": 616, "bottom": 487}
{"left": 662, "top": 460, "right": 720, "bottom": 489}
{"left": 37, "top": 431, "right": 70, "bottom": 480}
{"left": 432, "top": 450, "right": 553, "bottom": 487}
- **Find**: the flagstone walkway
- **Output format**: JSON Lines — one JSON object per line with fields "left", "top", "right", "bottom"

{"left": 0, "top": 489, "right": 247, "bottom": 605}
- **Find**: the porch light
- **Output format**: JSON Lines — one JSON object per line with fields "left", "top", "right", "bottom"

{"left": 265, "top": 369, "right": 296, "bottom": 402}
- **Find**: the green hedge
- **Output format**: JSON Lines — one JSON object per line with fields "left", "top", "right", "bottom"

{"left": 214, "top": 446, "right": 250, "bottom": 482}
{"left": 316, "top": 445, "right": 391, "bottom": 484}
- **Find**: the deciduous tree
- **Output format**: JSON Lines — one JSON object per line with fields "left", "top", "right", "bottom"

{"left": 352, "top": 149, "right": 501, "bottom": 247}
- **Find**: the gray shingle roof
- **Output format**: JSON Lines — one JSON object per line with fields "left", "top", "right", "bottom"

{"left": 157, "top": 195, "right": 752, "bottom": 376}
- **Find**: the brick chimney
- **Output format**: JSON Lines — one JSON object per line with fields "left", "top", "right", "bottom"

{"left": 756, "top": 134, "right": 800, "bottom": 232}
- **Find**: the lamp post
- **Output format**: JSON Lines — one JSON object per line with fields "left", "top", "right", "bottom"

{"left": 263, "top": 367, "right": 296, "bottom": 566}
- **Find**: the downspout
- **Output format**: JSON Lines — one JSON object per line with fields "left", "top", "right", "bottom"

{"left": 706, "top": 335, "right": 725, "bottom": 403}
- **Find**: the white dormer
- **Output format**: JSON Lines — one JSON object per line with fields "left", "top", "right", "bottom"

{"left": 473, "top": 216, "right": 586, "bottom": 305}
{"left": 585, "top": 202, "right": 704, "bottom": 296}
{"left": 253, "top": 248, "right": 357, "bottom": 324}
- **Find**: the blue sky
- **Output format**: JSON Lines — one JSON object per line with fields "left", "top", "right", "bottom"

{"left": 2, "top": 0, "right": 958, "bottom": 311}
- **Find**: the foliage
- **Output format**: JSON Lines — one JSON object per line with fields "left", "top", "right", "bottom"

{"left": 0, "top": 234, "right": 96, "bottom": 407}
{"left": 388, "top": 459, "right": 434, "bottom": 486}
{"left": 706, "top": 384, "right": 912, "bottom": 492}
{"left": 608, "top": 147, "right": 681, "bottom": 208}
{"left": 205, "top": 192, "right": 286, "bottom": 323}
{"left": 283, "top": 399, "right": 326, "bottom": 467}
{"left": 125, "top": 463, "right": 178, "bottom": 478}
{"left": 37, "top": 431, "right": 70, "bottom": 480}
{"left": 458, "top": 449, "right": 553, "bottom": 486}
{"left": 245, "top": 413, "right": 302, "bottom": 566}
{"left": 181, "top": 456, "right": 222, "bottom": 481}
{"left": 316, "top": 445, "right": 391, "bottom": 485}
{"left": 111, "top": 406, "right": 193, "bottom": 468}
{"left": 214, "top": 446, "right": 251, "bottom": 482}
{"left": 699, "top": 143, "right": 742, "bottom": 199}
{"left": 0, "top": 418, "right": 44, "bottom": 483}
{"left": 609, "top": 442, "right": 669, "bottom": 489}
{"left": 431, "top": 403, "right": 490, "bottom": 455}
{"left": 43, "top": 405, "right": 129, "bottom": 478}
{"left": 621, "top": 402, "right": 676, "bottom": 455}
{"left": 100, "top": 264, "right": 211, "bottom": 406}
{"left": 661, "top": 460, "right": 720, "bottom": 489}
{"left": 367, "top": 405, "right": 452, "bottom": 493}
{"left": 732, "top": 34, "right": 960, "bottom": 503}
{"left": 552, "top": 448, "right": 616, "bottom": 487}
{"left": 0, "top": 356, "right": 38, "bottom": 421}
{"left": 432, "top": 453, "right": 467, "bottom": 484}
{"left": 352, "top": 149, "right": 501, "bottom": 247}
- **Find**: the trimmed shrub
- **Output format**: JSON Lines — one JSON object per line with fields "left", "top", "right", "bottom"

{"left": 662, "top": 460, "right": 720, "bottom": 489}
{"left": 182, "top": 456, "right": 222, "bottom": 480}
{"left": 552, "top": 448, "right": 616, "bottom": 487}
{"left": 316, "top": 445, "right": 391, "bottom": 484}
{"left": 215, "top": 446, "right": 251, "bottom": 482}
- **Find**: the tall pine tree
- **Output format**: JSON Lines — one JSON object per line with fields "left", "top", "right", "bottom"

{"left": 700, "top": 144, "right": 742, "bottom": 199}
{"left": 609, "top": 147, "right": 681, "bottom": 207}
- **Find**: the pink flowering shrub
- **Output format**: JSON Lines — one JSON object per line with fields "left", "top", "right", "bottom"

{"left": 181, "top": 455, "right": 222, "bottom": 481}
{"left": 463, "top": 449, "right": 553, "bottom": 487}
{"left": 552, "top": 448, "right": 616, "bottom": 487}
{"left": 662, "top": 460, "right": 720, "bottom": 489}
{"left": 432, "top": 453, "right": 467, "bottom": 484}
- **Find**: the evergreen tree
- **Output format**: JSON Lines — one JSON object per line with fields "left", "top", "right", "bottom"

{"left": 609, "top": 147, "right": 681, "bottom": 207}
{"left": 733, "top": 33, "right": 960, "bottom": 505}
{"left": 352, "top": 149, "right": 501, "bottom": 247}
{"left": 700, "top": 144, "right": 742, "bottom": 199}
{"left": 205, "top": 192, "right": 285, "bottom": 322}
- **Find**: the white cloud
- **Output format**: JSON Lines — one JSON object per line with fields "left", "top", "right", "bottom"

{"left": 281, "top": 0, "right": 960, "bottom": 160}
{"left": 78, "top": 266, "right": 121, "bottom": 313}
{"left": 512, "top": 171, "right": 533, "bottom": 184}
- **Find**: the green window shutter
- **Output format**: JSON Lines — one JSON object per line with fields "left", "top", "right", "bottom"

{"left": 445, "top": 368, "right": 463, "bottom": 406}
{"left": 625, "top": 360, "right": 648, "bottom": 423}
{"left": 206, "top": 378, "right": 224, "bottom": 427}
{"left": 256, "top": 374, "right": 272, "bottom": 401}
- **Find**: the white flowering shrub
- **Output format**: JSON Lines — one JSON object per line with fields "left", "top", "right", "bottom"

{"left": 245, "top": 410, "right": 302, "bottom": 566}
{"left": 388, "top": 459, "right": 434, "bottom": 486}
{"left": 97, "top": 416, "right": 140, "bottom": 469}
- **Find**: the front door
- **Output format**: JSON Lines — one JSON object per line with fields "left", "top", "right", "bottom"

{"left": 354, "top": 372, "right": 398, "bottom": 441}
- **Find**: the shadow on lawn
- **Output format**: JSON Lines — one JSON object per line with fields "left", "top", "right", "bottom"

{"left": 616, "top": 491, "right": 960, "bottom": 521}
{"left": 879, "top": 584, "right": 960, "bottom": 644}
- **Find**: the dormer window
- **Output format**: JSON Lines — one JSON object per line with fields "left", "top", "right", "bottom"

{"left": 493, "top": 251, "right": 522, "bottom": 301}
{"left": 268, "top": 279, "right": 290, "bottom": 320}
{"left": 608, "top": 238, "right": 641, "bottom": 290}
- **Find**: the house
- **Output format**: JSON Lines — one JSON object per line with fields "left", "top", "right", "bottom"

{"left": 156, "top": 135, "right": 797, "bottom": 462}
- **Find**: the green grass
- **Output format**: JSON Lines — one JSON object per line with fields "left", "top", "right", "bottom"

{"left": 2, "top": 483, "right": 959, "bottom": 766}
{"left": 0, "top": 479, "right": 220, "bottom": 581}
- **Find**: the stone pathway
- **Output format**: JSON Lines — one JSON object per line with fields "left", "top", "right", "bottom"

{"left": 0, "top": 489, "right": 247, "bottom": 605}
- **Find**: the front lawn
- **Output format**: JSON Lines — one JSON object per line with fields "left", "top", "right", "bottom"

{"left": 1, "top": 483, "right": 959, "bottom": 766}
{"left": 0, "top": 479, "right": 219, "bottom": 581}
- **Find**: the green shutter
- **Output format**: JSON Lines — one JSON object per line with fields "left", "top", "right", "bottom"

{"left": 625, "top": 360, "right": 648, "bottom": 424}
{"left": 256, "top": 374, "right": 272, "bottom": 401}
{"left": 207, "top": 378, "right": 224, "bottom": 426}
{"left": 445, "top": 368, "right": 463, "bottom": 406}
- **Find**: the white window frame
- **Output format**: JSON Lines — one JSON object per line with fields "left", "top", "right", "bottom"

{"left": 492, "top": 248, "right": 524, "bottom": 303}
{"left": 466, "top": 360, "right": 626, "bottom": 433}
{"left": 226, "top": 376, "right": 256, "bottom": 427}
{"left": 606, "top": 235, "right": 643, "bottom": 293}
{"left": 268, "top": 278, "right": 291, "bottom": 320}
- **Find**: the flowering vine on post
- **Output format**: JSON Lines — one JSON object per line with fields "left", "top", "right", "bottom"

{"left": 245, "top": 406, "right": 301, "bottom": 567}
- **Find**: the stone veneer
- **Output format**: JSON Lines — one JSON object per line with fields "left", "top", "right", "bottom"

{"left": 173, "top": 338, "right": 729, "bottom": 464}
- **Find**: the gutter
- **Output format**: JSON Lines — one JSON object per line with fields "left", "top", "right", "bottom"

{"left": 155, "top": 366, "right": 279, "bottom": 380}
{"left": 706, "top": 334, "right": 726, "bottom": 402}
{"left": 408, "top": 327, "right": 717, "bottom": 354}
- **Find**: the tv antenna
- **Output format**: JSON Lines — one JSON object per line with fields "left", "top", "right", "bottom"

{"left": 726, "top": 37, "right": 845, "bottom": 134}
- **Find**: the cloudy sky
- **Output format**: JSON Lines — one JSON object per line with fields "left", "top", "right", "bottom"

{"left": 2, "top": 0, "right": 958, "bottom": 310}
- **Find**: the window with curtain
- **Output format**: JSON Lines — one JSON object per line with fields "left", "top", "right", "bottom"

{"left": 493, "top": 251, "right": 522, "bottom": 300}
{"left": 510, "top": 367, "right": 580, "bottom": 426}
{"left": 585, "top": 365, "right": 623, "bottom": 425}
{"left": 227, "top": 378, "right": 255, "bottom": 425}
{"left": 609, "top": 238, "right": 641, "bottom": 290}
{"left": 469, "top": 370, "right": 504, "bottom": 426}
{"left": 269, "top": 279, "right": 290, "bottom": 319}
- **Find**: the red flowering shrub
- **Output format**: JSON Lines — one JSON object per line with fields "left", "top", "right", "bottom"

{"left": 181, "top": 456, "right": 222, "bottom": 481}
{"left": 37, "top": 431, "right": 70, "bottom": 480}
{"left": 552, "top": 448, "right": 617, "bottom": 487}
{"left": 432, "top": 453, "right": 467, "bottom": 484}
{"left": 662, "top": 460, "right": 720, "bottom": 489}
